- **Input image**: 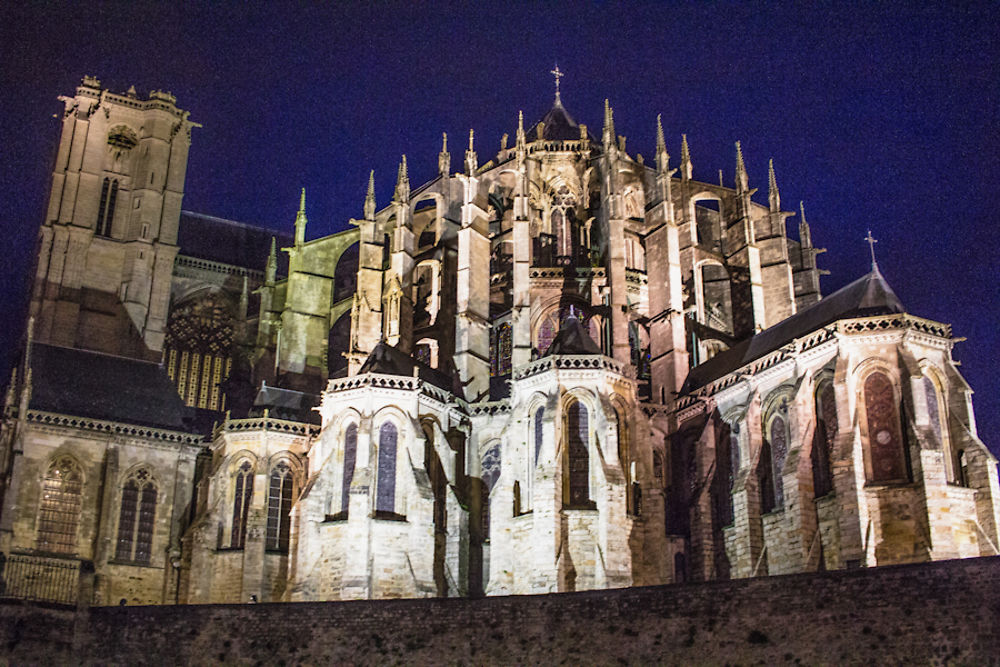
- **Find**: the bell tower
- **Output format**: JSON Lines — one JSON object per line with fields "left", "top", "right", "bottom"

{"left": 31, "top": 75, "right": 198, "bottom": 359}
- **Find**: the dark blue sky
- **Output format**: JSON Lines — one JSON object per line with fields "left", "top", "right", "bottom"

{"left": 1, "top": 2, "right": 997, "bottom": 452}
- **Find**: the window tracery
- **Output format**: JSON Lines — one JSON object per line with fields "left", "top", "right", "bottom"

{"left": 231, "top": 461, "right": 253, "bottom": 549}
{"left": 164, "top": 294, "right": 235, "bottom": 410}
{"left": 115, "top": 467, "right": 157, "bottom": 563}
{"left": 266, "top": 462, "right": 294, "bottom": 552}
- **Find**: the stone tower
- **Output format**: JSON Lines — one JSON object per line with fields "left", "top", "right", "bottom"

{"left": 30, "top": 76, "right": 198, "bottom": 359}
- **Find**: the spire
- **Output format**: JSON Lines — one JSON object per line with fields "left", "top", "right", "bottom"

{"left": 465, "top": 129, "right": 477, "bottom": 174}
{"left": 680, "top": 134, "right": 692, "bottom": 180}
{"left": 265, "top": 237, "right": 277, "bottom": 285}
{"left": 438, "top": 133, "right": 450, "bottom": 177}
{"left": 655, "top": 114, "right": 669, "bottom": 173}
{"left": 294, "top": 188, "right": 307, "bottom": 246}
{"left": 364, "top": 170, "right": 376, "bottom": 220}
{"left": 798, "top": 201, "right": 812, "bottom": 248}
{"left": 735, "top": 141, "right": 748, "bottom": 193}
{"left": 768, "top": 158, "right": 780, "bottom": 213}
{"left": 394, "top": 155, "right": 410, "bottom": 202}
{"left": 602, "top": 99, "right": 616, "bottom": 148}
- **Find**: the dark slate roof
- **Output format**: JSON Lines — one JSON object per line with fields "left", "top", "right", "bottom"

{"left": 253, "top": 383, "right": 320, "bottom": 424}
{"left": 528, "top": 99, "right": 596, "bottom": 142}
{"left": 544, "top": 316, "right": 603, "bottom": 356}
{"left": 177, "top": 211, "right": 292, "bottom": 274}
{"left": 683, "top": 268, "right": 906, "bottom": 393}
{"left": 358, "top": 342, "right": 460, "bottom": 398}
{"left": 28, "top": 343, "right": 192, "bottom": 432}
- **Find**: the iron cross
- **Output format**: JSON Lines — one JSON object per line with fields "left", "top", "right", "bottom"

{"left": 865, "top": 229, "right": 878, "bottom": 267}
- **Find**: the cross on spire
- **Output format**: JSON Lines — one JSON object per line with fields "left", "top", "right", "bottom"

{"left": 550, "top": 64, "right": 564, "bottom": 102}
{"left": 865, "top": 229, "right": 879, "bottom": 269}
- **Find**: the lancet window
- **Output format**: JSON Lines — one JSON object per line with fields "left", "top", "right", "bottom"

{"left": 115, "top": 468, "right": 157, "bottom": 563}
{"left": 341, "top": 423, "right": 358, "bottom": 513}
{"left": 266, "top": 461, "right": 294, "bottom": 552}
{"left": 231, "top": 461, "right": 253, "bottom": 549}
{"left": 481, "top": 443, "right": 501, "bottom": 540}
{"left": 863, "top": 372, "right": 908, "bottom": 483}
{"left": 96, "top": 177, "right": 119, "bottom": 237}
{"left": 566, "top": 401, "right": 590, "bottom": 507}
{"left": 376, "top": 422, "right": 398, "bottom": 514}
{"left": 491, "top": 323, "right": 512, "bottom": 376}
{"left": 763, "top": 401, "right": 790, "bottom": 509}
{"left": 36, "top": 456, "right": 83, "bottom": 554}
{"left": 812, "top": 382, "right": 837, "bottom": 498}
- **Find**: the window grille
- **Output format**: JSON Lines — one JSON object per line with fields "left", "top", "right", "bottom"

{"left": 36, "top": 457, "right": 83, "bottom": 554}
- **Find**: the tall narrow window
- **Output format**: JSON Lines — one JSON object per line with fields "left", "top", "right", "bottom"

{"left": 566, "top": 401, "right": 590, "bottom": 507}
{"left": 231, "top": 462, "right": 253, "bottom": 548}
{"left": 864, "top": 372, "right": 908, "bottom": 483}
{"left": 922, "top": 375, "right": 944, "bottom": 449}
{"left": 956, "top": 450, "right": 969, "bottom": 488}
{"left": 765, "top": 412, "right": 789, "bottom": 508}
{"left": 341, "top": 423, "right": 358, "bottom": 513}
{"left": 759, "top": 440, "right": 776, "bottom": 514}
{"left": 534, "top": 407, "right": 545, "bottom": 464}
{"left": 713, "top": 422, "right": 736, "bottom": 526}
{"left": 812, "top": 383, "right": 837, "bottom": 497}
{"left": 96, "top": 178, "right": 119, "bottom": 237}
{"left": 376, "top": 422, "right": 398, "bottom": 514}
{"left": 115, "top": 468, "right": 157, "bottom": 563}
{"left": 36, "top": 457, "right": 83, "bottom": 554}
{"left": 266, "top": 462, "right": 294, "bottom": 552}
{"left": 481, "top": 443, "right": 501, "bottom": 540}
{"left": 497, "top": 323, "right": 512, "bottom": 376}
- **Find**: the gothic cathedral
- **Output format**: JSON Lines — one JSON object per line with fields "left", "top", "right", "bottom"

{"left": 1, "top": 76, "right": 996, "bottom": 605}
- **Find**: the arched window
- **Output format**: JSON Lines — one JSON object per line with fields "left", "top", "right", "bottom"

{"left": 96, "top": 177, "right": 119, "bottom": 237}
{"left": 812, "top": 383, "right": 836, "bottom": 498}
{"left": 231, "top": 461, "right": 253, "bottom": 549}
{"left": 713, "top": 422, "right": 737, "bottom": 526}
{"left": 164, "top": 294, "right": 235, "bottom": 411}
{"left": 566, "top": 401, "right": 590, "bottom": 507}
{"left": 653, "top": 450, "right": 665, "bottom": 487}
{"left": 765, "top": 409, "right": 789, "bottom": 509}
{"left": 36, "top": 456, "right": 83, "bottom": 554}
{"left": 536, "top": 304, "right": 597, "bottom": 355}
{"left": 115, "top": 468, "right": 157, "bottom": 563}
{"left": 266, "top": 462, "right": 294, "bottom": 552}
{"left": 863, "top": 372, "right": 908, "bottom": 483}
{"left": 481, "top": 443, "right": 501, "bottom": 540}
{"left": 534, "top": 407, "right": 545, "bottom": 464}
{"left": 341, "top": 423, "right": 358, "bottom": 513}
{"left": 922, "top": 375, "right": 945, "bottom": 449}
{"left": 376, "top": 422, "right": 398, "bottom": 514}
{"left": 498, "top": 323, "right": 512, "bottom": 376}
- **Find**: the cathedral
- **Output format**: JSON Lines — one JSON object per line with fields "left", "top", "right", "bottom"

{"left": 0, "top": 75, "right": 996, "bottom": 605}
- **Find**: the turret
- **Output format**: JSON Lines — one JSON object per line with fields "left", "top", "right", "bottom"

{"left": 294, "top": 188, "right": 307, "bottom": 247}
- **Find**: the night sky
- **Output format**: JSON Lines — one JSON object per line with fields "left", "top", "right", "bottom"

{"left": 1, "top": 2, "right": 997, "bottom": 453}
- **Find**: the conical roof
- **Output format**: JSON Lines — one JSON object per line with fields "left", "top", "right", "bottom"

{"left": 528, "top": 99, "right": 596, "bottom": 142}
{"left": 358, "top": 341, "right": 461, "bottom": 398}
{"left": 544, "top": 316, "right": 603, "bottom": 356}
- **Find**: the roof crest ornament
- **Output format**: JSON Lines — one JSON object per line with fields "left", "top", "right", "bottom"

{"left": 865, "top": 229, "right": 879, "bottom": 271}
{"left": 550, "top": 64, "right": 564, "bottom": 103}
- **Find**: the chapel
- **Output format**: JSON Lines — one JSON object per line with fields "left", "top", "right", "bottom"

{"left": 0, "top": 75, "right": 995, "bottom": 604}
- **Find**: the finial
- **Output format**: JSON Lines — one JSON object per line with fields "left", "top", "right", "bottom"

{"left": 799, "top": 200, "right": 807, "bottom": 223}
{"left": 394, "top": 156, "right": 410, "bottom": 202}
{"left": 864, "top": 229, "right": 879, "bottom": 270}
{"left": 680, "top": 134, "right": 692, "bottom": 180}
{"left": 550, "top": 64, "right": 564, "bottom": 103}
{"left": 798, "top": 201, "right": 813, "bottom": 248}
{"left": 656, "top": 115, "right": 665, "bottom": 153}
{"left": 735, "top": 141, "right": 748, "bottom": 192}
{"left": 364, "top": 170, "right": 376, "bottom": 219}
{"left": 294, "top": 188, "right": 308, "bottom": 246}
{"left": 465, "top": 129, "right": 478, "bottom": 174}
{"left": 768, "top": 159, "right": 780, "bottom": 213}
{"left": 438, "top": 134, "right": 450, "bottom": 176}
{"left": 603, "top": 99, "right": 615, "bottom": 147}
{"left": 655, "top": 115, "right": 669, "bottom": 173}
{"left": 468, "top": 129, "right": 474, "bottom": 152}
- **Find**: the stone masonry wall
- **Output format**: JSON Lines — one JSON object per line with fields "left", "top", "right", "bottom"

{"left": 1, "top": 556, "right": 998, "bottom": 665}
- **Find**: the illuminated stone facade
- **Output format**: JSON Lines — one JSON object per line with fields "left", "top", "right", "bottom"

{"left": 1, "top": 77, "right": 996, "bottom": 605}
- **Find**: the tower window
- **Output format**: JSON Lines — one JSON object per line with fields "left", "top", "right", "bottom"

{"left": 376, "top": 422, "right": 398, "bottom": 514}
{"left": 115, "top": 468, "right": 157, "bottom": 563}
{"left": 96, "top": 178, "right": 119, "bottom": 237}
{"left": 266, "top": 462, "right": 294, "bottom": 552}
{"left": 231, "top": 461, "right": 253, "bottom": 549}
{"left": 36, "top": 456, "right": 83, "bottom": 554}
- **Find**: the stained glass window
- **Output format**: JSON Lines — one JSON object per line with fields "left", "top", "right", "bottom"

{"left": 342, "top": 423, "right": 358, "bottom": 513}
{"left": 36, "top": 457, "right": 82, "bottom": 554}
{"left": 136, "top": 483, "right": 157, "bottom": 563}
{"left": 759, "top": 439, "right": 776, "bottom": 514}
{"left": 376, "top": 422, "right": 398, "bottom": 513}
{"left": 164, "top": 294, "right": 235, "bottom": 410}
{"left": 266, "top": 462, "right": 294, "bottom": 552}
{"left": 769, "top": 415, "right": 788, "bottom": 508}
{"left": 864, "top": 372, "right": 907, "bottom": 483}
{"left": 115, "top": 468, "right": 158, "bottom": 563}
{"left": 534, "top": 407, "right": 544, "bottom": 464}
{"left": 922, "top": 375, "right": 943, "bottom": 449}
{"left": 567, "top": 402, "right": 590, "bottom": 507}
{"left": 414, "top": 344, "right": 431, "bottom": 367}
{"left": 231, "top": 462, "right": 253, "bottom": 548}
{"left": 498, "top": 323, "right": 512, "bottom": 376}
{"left": 812, "top": 383, "right": 836, "bottom": 497}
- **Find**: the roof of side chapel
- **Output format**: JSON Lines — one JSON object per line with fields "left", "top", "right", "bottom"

{"left": 683, "top": 267, "right": 906, "bottom": 393}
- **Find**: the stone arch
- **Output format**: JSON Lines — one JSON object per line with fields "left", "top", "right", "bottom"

{"left": 411, "top": 192, "right": 445, "bottom": 246}
{"left": 760, "top": 386, "right": 794, "bottom": 511}
{"left": 856, "top": 364, "right": 910, "bottom": 484}
{"left": 693, "top": 258, "right": 733, "bottom": 336}
{"left": 688, "top": 191, "right": 725, "bottom": 247}
{"left": 561, "top": 390, "right": 598, "bottom": 508}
